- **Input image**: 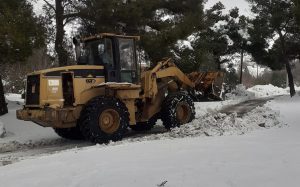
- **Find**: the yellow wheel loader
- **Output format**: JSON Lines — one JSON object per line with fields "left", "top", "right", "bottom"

{"left": 17, "top": 33, "right": 224, "bottom": 143}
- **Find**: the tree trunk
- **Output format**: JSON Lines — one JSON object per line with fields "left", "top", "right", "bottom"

{"left": 285, "top": 60, "right": 296, "bottom": 96}
{"left": 0, "top": 75, "right": 8, "bottom": 116}
{"left": 278, "top": 30, "right": 296, "bottom": 97}
{"left": 240, "top": 48, "right": 244, "bottom": 84}
{"left": 55, "top": 0, "right": 69, "bottom": 67}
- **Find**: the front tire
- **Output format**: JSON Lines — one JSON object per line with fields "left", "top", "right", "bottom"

{"left": 161, "top": 92, "right": 195, "bottom": 129}
{"left": 79, "top": 97, "right": 129, "bottom": 144}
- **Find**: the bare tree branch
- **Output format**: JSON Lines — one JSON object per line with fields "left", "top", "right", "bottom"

{"left": 43, "top": 0, "right": 56, "bottom": 12}
{"left": 63, "top": 17, "right": 77, "bottom": 26}
{"left": 63, "top": 0, "right": 71, "bottom": 9}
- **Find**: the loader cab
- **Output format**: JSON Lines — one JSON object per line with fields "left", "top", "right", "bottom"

{"left": 75, "top": 34, "right": 139, "bottom": 84}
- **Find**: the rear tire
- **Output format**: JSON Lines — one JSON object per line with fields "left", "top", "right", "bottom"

{"left": 79, "top": 97, "right": 129, "bottom": 144}
{"left": 53, "top": 125, "right": 84, "bottom": 140}
{"left": 129, "top": 114, "right": 158, "bottom": 132}
{"left": 161, "top": 92, "right": 195, "bottom": 129}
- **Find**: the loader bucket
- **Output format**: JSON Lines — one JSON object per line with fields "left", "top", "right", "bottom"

{"left": 188, "top": 71, "right": 225, "bottom": 101}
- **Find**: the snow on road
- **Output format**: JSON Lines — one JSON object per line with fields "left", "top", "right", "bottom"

{"left": 0, "top": 95, "right": 299, "bottom": 187}
{"left": 1, "top": 84, "right": 295, "bottom": 145}
{"left": 0, "top": 96, "right": 240, "bottom": 165}
{"left": 0, "top": 95, "right": 59, "bottom": 143}
{"left": 0, "top": 85, "right": 299, "bottom": 187}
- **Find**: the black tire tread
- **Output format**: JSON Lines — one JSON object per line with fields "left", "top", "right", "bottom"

{"left": 79, "top": 97, "right": 129, "bottom": 144}
{"left": 53, "top": 125, "right": 84, "bottom": 140}
{"left": 161, "top": 92, "right": 195, "bottom": 129}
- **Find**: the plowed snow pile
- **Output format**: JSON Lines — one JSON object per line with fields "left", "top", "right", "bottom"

{"left": 247, "top": 84, "right": 300, "bottom": 97}
{"left": 225, "top": 84, "right": 255, "bottom": 100}
{"left": 116, "top": 105, "right": 283, "bottom": 144}
{"left": 226, "top": 84, "right": 300, "bottom": 99}
{"left": 172, "top": 106, "right": 282, "bottom": 137}
{"left": 248, "top": 84, "right": 288, "bottom": 97}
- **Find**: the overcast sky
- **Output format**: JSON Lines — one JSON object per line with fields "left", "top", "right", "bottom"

{"left": 205, "top": 0, "right": 252, "bottom": 16}
{"left": 33, "top": 0, "right": 252, "bottom": 16}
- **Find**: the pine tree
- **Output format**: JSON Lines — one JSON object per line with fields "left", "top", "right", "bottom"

{"left": 78, "top": 0, "right": 205, "bottom": 63}
{"left": 178, "top": 4, "right": 252, "bottom": 74}
{"left": 293, "top": 0, "right": 300, "bottom": 25}
{"left": 0, "top": 0, "right": 45, "bottom": 115}
{"left": 172, "top": 2, "right": 228, "bottom": 72}
{"left": 247, "top": 0, "right": 298, "bottom": 96}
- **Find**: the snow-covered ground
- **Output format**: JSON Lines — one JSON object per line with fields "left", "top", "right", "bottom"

{"left": 227, "top": 84, "right": 300, "bottom": 99}
{"left": 0, "top": 94, "right": 59, "bottom": 143}
{"left": 0, "top": 94, "right": 239, "bottom": 145}
{"left": 0, "top": 85, "right": 299, "bottom": 186}
{"left": 248, "top": 84, "right": 300, "bottom": 97}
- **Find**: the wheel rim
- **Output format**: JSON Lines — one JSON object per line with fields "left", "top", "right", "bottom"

{"left": 176, "top": 102, "right": 190, "bottom": 125}
{"left": 99, "top": 109, "right": 120, "bottom": 134}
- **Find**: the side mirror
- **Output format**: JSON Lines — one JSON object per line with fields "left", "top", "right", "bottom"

{"left": 98, "top": 44, "right": 105, "bottom": 55}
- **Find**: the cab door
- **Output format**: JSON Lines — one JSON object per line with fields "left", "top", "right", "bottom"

{"left": 102, "top": 38, "right": 117, "bottom": 82}
{"left": 118, "top": 38, "right": 138, "bottom": 83}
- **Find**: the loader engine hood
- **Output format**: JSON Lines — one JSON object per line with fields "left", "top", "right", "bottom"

{"left": 25, "top": 65, "right": 105, "bottom": 108}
